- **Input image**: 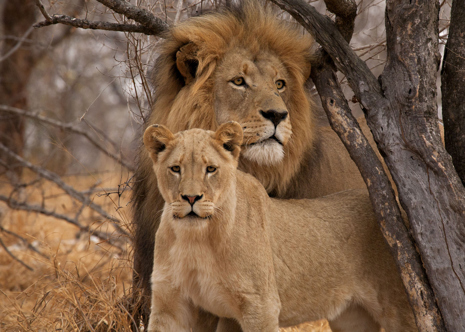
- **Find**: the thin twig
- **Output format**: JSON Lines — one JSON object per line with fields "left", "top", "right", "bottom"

{"left": 0, "top": 194, "right": 126, "bottom": 249}
{"left": 0, "top": 224, "right": 49, "bottom": 259}
{"left": 174, "top": 0, "right": 184, "bottom": 24}
{"left": 0, "top": 142, "right": 128, "bottom": 237}
{"left": 35, "top": 0, "right": 52, "bottom": 21}
{"left": 0, "top": 26, "right": 34, "bottom": 62}
{"left": 0, "top": 105, "right": 134, "bottom": 171}
{"left": 0, "top": 236, "right": 33, "bottom": 271}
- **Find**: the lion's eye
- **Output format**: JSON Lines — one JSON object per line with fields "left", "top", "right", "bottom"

{"left": 276, "top": 80, "right": 286, "bottom": 90}
{"left": 170, "top": 166, "right": 180, "bottom": 173}
{"left": 206, "top": 166, "right": 217, "bottom": 173}
{"left": 231, "top": 77, "right": 245, "bottom": 86}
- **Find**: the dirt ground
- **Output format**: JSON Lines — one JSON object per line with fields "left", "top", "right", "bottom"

{"left": 0, "top": 173, "right": 331, "bottom": 331}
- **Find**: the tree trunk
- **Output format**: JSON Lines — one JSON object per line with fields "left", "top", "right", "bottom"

{"left": 0, "top": 0, "right": 37, "bottom": 178}
{"left": 442, "top": 0, "right": 465, "bottom": 186}
{"left": 272, "top": 0, "right": 465, "bottom": 330}
{"left": 380, "top": 2, "right": 465, "bottom": 329}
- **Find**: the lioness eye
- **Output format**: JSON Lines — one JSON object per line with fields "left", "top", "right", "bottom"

{"left": 276, "top": 80, "right": 286, "bottom": 90}
{"left": 170, "top": 166, "right": 180, "bottom": 173}
{"left": 206, "top": 166, "right": 217, "bottom": 173}
{"left": 231, "top": 77, "right": 245, "bottom": 86}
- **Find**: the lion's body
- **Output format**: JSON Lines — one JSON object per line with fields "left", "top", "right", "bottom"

{"left": 132, "top": 2, "right": 374, "bottom": 323}
{"left": 143, "top": 125, "right": 416, "bottom": 332}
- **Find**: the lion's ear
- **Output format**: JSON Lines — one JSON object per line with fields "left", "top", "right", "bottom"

{"left": 143, "top": 124, "right": 175, "bottom": 163}
{"left": 176, "top": 43, "right": 199, "bottom": 85}
{"left": 215, "top": 122, "right": 243, "bottom": 160}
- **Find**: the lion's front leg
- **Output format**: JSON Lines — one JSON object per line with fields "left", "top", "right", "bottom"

{"left": 216, "top": 317, "right": 242, "bottom": 332}
{"left": 147, "top": 277, "right": 193, "bottom": 332}
{"left": 192, "top": 308, "right": 219, "bottom": 332}
{"left": 240, "top": 311, "right": 279, "bottom": 332}
{"left": 236, "top": 297, "right": 280, "bottom": 332}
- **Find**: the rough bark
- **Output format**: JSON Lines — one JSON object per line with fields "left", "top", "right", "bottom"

{"left": 271, "top": 0, "right": 465, "bottom": 330}
{"left": 381, "top": 2, "right": 465, "bottom": 329}
{"left": 441, "top": 0, "right": 465, "bottom": 186}
{"left": 0, "top": 0, "right": 37, "bottom": 178}
{"left": 310, "top": 0, "right": 444, "bottom": 328}
{"left": 311, "top": 54, "right": 440, "bottom": 327}
{"left": 95, "top": 0, "right": 168, "bottom": 34}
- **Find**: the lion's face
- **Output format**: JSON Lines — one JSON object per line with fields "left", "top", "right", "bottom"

{"left": 149, "top": 6, "right": 314, "bottom": 194}
{"left": 213, "top": 50, "right": 292, "bottom": 166}
{"left": 143, "top": 123, "right": 243, "bottom": 224}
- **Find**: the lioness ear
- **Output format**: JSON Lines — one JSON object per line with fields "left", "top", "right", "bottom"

{"left": 176, "top": 43, "right": 199, "bottom": 85}
{"left": 143, "top": 124, "right": 175, "bottom": 163}
{"left": 215, "top": 122, "right": 243, "bottom": 160}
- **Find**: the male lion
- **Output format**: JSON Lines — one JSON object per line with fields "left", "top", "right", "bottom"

{"left": 142, "top": 122, "right": 416, "bottom": 332}
{"left": 132, "top": 2, "right": 378, "bottom": 325}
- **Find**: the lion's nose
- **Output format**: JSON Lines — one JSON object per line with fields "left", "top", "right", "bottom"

{"left": 260, "top": 109, "right": 288, "bottom": 127}
{"left": 181, "top": 194, "right": 203, "bottom": 206}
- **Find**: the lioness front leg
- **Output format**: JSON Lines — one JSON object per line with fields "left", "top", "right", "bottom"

{"left": 237, "top": 301, "right": 280, "bottom": 332}
{"left": 215, "top": 301, "right": 279, "bottom": 332}
{"left": 240, "top": 313, "right": 279, "bottom": 332}
{"left": 216, "top": 317, "right": 242, "bottom": 332}
{"left": 147, "top": 279, "right": 193, "bottom": 332}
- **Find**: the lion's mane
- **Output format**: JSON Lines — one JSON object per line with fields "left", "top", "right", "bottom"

{"left": 146, "top": 4, "right": 314, "bottom": 194}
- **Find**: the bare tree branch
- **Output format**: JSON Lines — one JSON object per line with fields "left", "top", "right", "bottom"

{"left": 0, "top": 224, "right": 49, "bottom": 259}
{"left": 34, "top": 0, "right": 167, "bottom": 35}
{"left": 323, "top": 0, "right": 357, "bottom": 42}
{"left": 174, "top": 0, "right": 184, "bottom": 25}
{"left": 34, "top": 14, "right": 158, "bottom": 36}
{"left": 34, "top": 0, "right": 52, "bottom": 22}
{"left": 0, "top": 142, "right": 128, "bottom": 237}
{"left": 0, "top": 105, "right": 134, "bottom": 172}
{"left": 0, "top": 194, "right": 126, "bottom": 249}
{"left": 0, "top": 236, "right": 33, "bottom": 271}
{"left": 0, "top": 26, "right": 34, "bottom": 62}
{"left": 95, "top": 0, "right": 168, "bottom": 34}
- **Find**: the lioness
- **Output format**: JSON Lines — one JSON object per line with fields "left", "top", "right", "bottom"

{"left": 143, "top": 122, "right": 416, "bottom": 332}
{"left": 133, "top": 4, "right": 382, "bottom": 323}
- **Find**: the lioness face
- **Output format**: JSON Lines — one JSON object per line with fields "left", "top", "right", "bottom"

{"left": 213, "top": 50, "right": 292, "bottom": 166}
{"left": 144, "top": 123, "right": 243, "bottom": 224}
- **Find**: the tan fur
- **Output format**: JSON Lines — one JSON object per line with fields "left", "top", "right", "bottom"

{"left": 143, "top": 124, "right": 416, "bottom": 332}
{"left": 132, "top": 2, "right": 375, "bottom": 325}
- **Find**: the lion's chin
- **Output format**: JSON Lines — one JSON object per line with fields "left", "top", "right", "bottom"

{"left": 172, "top": 213, "right": 210, "bottom": 231}
{"left": 242, "top": 140, "right": 284, "bottom": 166}
{"left": 174, "top": 211, "right": 210, "bottom": 220}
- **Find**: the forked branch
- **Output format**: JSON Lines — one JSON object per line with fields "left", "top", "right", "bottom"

{"left": 34, "top": 14, "right": 157, "bottom": 35}
{"left": 34, "top": 0, "right": 168, "bottom": 36}
{"left": 0, "top": 142, "right": 128, "bottom": 237}
{"left": 0, "top": 194, "right": 126, "bottom": 249}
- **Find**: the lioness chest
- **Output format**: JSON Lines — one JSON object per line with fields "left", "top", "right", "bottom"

{"left": 154, "top": 229, "right": 243, "bottom": 319}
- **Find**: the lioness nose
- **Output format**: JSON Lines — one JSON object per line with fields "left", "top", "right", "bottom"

{"left": 260, "top": 109, "right": 288, "bottom": 127}
{"left": 181, "top": 194, "right": 203, "bottom": 206}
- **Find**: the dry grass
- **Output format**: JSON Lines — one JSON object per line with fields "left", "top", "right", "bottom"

{"left": 0, "top": 173, "right": 330, "bottom": 332}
